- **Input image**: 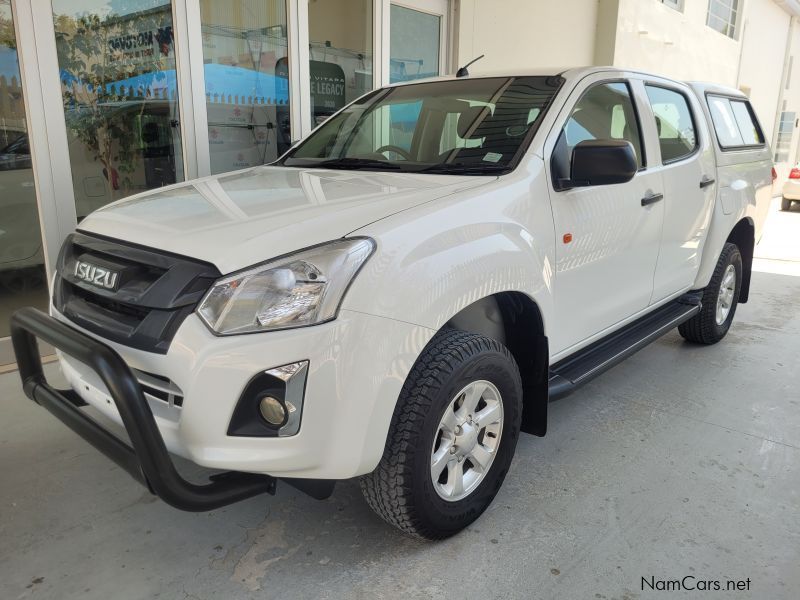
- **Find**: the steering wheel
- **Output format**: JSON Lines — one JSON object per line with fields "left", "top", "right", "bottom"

{"left": 375, "top": 145, "right": 413, "bottom": 161}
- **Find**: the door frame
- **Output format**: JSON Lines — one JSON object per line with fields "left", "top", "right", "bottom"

{"left": 380, "top": 0, "right": 450, "bottom": 86}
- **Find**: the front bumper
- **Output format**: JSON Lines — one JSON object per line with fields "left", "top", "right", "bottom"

{"left": 15, "top": 304, "right": 432, "bottom": 482}
{"left": 783, "top": 179, "right": 800, "bottom": 200}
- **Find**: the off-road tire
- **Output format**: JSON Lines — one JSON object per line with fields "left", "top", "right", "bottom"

{"left": 678, "top": 242, "right": 742, "bottom": 345}
{"left": 360, "top": 329, "right": 522, "bottom": 539}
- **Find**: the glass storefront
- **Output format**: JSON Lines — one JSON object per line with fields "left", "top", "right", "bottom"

{"left": 308, "top": 0, "right": 373, "bottom": 125}
{"left": 52, "top": 0, "right": 184, "bottom": 220}
{"left": 0, "top": 0, "right": 451, "bottom": 362}
{"left": 200, "top": 0, "right": 291, "bottom": 174}
{"left": 390, "top": 4, "right": 442, "bottom": 83}
{"left": 0, "top": 1, "right": 47, "bottom": 338}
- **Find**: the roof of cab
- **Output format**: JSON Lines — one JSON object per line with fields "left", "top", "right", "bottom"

{"left": 383, "top": 66, "right": 721, "bottom": 88}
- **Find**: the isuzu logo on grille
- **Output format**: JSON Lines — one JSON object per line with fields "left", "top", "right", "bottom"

{"left": 74, "top": 261, "right": 119, "bottom": 290}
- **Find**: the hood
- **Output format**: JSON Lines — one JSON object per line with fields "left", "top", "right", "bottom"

{"left": 78, "top": 165, "right": 494, "bottom": 273}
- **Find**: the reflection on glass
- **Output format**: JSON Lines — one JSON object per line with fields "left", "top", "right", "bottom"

{"left": 52, "top": 0, "right": 184, "bottom": 219}
{"left": 308, "top": 0, "right": 373, "bottom": 126}
{"left": 390, "top": 5, "right": 441, "bottom": 83}
{"left": 200, "top": 0, "right": 291, "bottom": 175}
{"left": 0, "top": 0, "right": 48, "bottom": 339}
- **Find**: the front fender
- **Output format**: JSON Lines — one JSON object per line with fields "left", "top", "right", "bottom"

{"left": 344, "top": 164, "right": 556, "bottom": 335}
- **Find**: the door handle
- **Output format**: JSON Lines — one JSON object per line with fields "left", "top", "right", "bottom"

{"left": 641, "top": 192, "right": 664, "bottom": 206}
{"left": 699, "top": 176, "right": 716, "bottom": 189}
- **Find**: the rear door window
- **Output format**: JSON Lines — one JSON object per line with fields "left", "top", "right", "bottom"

{"left": 645, "top": 85, "right": 697, "bottom": 163}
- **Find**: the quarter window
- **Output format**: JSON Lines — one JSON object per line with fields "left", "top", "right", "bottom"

{"left": 553, "top": 82, "right": 644, "bottom": 183}
{"left": 708, "top": 95, "right": 765, "bottom": 150}
{"left": 645, "top": 85, "right": 697, "bottom": 163}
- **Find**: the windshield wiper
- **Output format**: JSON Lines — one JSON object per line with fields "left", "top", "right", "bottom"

{"left": 422, "top": 162, "right": 509, "bottom": 175}
{"left": 312, "top": 157, "right": 401, "bottom": 171}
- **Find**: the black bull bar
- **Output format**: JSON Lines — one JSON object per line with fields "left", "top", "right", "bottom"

{"left": 9, "top": 307, "right": 279, "bottom": 511}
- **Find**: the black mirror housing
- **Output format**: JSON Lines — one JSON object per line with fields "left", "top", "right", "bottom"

{"left": 563, "top": 140, "right": 638, "bottom": 189}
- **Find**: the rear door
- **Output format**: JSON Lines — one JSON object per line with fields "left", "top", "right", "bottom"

{"left": 545, "top": 75, "right": 664, "bottom": 356}
{"left": 640, "top": 81, "right": 716, "bottom": 303}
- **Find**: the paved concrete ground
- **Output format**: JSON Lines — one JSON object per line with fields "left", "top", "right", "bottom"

{"left": 2, "top": 198, "right": 799, "bottom": 600}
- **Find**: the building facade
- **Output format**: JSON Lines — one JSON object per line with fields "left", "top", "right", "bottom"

{"left": 0, "top": 0, "right": 797, "bottom": 364}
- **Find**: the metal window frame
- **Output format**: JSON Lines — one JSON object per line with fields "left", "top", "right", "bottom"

{"left": 660, "top": 0, "right": 684, "bottom": 12}
{"left": 706, "top": 0, "right": 741, "bottom": 39}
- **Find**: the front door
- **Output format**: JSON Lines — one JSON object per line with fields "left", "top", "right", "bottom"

{"left": 546, "top": 78, "right": 664, "bottom": 356}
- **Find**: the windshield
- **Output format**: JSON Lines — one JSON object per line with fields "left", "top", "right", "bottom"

{"left": 280, "top": 76, "right": 563, "bottom": 175}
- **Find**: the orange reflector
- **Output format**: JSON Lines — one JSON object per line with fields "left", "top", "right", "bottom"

{"left": 563, "top": 233, "right": 573, "bottom": 244}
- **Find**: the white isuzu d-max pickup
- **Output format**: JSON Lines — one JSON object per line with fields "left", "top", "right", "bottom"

{"left": 11, "top": 67, "right": 774, "bottom": 539}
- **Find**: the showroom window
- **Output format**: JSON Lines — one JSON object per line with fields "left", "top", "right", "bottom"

{"left": 0, "top": 1, "right": 48, "bottom": 339}
{"left": 308, "top": 0, "right": 373, "bottom": 127}
{"left": 200, "top": 0, "right": 291, "bottom": 174}
{"left": 52, "top": 0, "right": 184, "bottom": 219}
{"left": 390, "top": 4, "right": 443, "bottom": 83}
{"left": 706, "top": 0, "right": 740, "bottom": 39}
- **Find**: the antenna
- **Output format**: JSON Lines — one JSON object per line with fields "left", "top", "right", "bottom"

{"left": 456, "top": 54, "right": 485, "bottom": 78}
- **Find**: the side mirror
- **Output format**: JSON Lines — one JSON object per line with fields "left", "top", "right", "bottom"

{"left": 564, "top": 139, "right": 637, "bottom": 188}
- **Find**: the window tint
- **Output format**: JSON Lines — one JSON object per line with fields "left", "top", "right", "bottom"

{"left": 284, "top": 76, "right": 562, "bottom": 173}
{"left": 730, "top": 100, "right": 764, "bottom": 145}
{"left": 645, "top": 85, "right": 697, "bottom": 162}
{"left": 555, "top": 82, "right": 643, "bottom": 180}
{"left": 708, "top": 95, "right": 764, "bottom": 149}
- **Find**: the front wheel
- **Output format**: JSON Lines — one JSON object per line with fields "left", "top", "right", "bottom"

{"left": 678, "top": 242, "right": 742, "bottom": 345}
{"left": 360, "top": 329, "right": 522, "bottom": 539}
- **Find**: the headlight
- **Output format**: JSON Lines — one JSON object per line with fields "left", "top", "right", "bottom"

{"left": 197, "top": 238, "right": 375, "bottom": 335}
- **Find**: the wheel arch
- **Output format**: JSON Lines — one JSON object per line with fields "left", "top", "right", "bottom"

{"left": 445, "top": 291, "right": 548, "bottom": 437}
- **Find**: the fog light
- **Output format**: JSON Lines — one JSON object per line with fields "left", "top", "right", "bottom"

{"left": 259, "top": 395, "right": 287, "bottom": 427}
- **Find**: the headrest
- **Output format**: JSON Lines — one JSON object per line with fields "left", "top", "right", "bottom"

{"left": 458, "top": 105, "right": 489, "bottom": 138}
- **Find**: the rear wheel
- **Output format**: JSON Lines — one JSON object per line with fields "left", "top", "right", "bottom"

{"left": 678, "top": 242, "right": 742, "bottom": 345}
{"left": 360, "top": 329, "right": 522, "bottom": 539}
{"left": 781, "top": 197, "right": 793, "bottom": 211}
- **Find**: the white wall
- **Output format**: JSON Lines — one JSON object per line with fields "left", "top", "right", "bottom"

{"left": 455, "top": 0, "right": 598, "bottom": 73}
{"left": 610, "top": 0, "right": 741, "bottom": 84}
{"left": 738, "top": 0, "right": 793, "bottom": 145}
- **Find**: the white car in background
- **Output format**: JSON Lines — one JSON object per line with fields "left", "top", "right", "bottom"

{"left": 782, "top": 166, "right": 800, "bottom": 210}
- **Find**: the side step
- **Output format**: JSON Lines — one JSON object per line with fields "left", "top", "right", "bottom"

{"left": 548, "top": 296, "right": 701, "bottom": 401}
